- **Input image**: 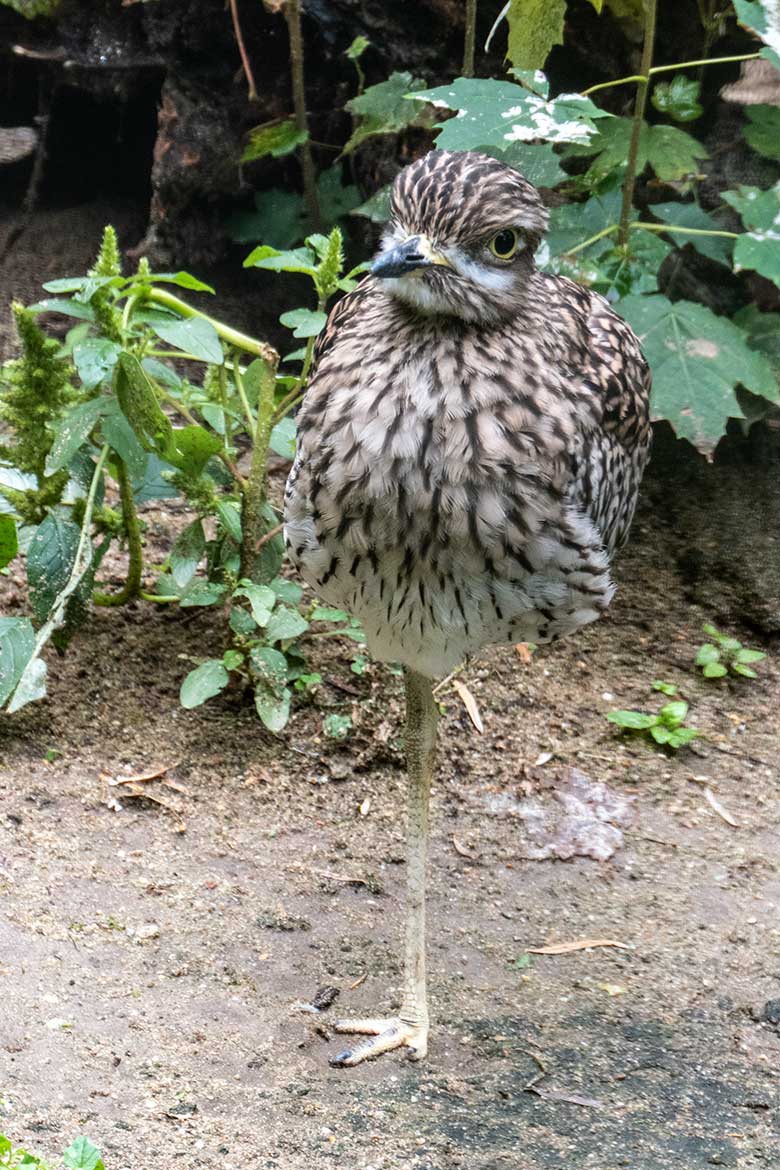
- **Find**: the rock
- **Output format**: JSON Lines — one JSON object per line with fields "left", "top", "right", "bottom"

{"left": 760, "top": 999, "right": 780, "bottom": 1025}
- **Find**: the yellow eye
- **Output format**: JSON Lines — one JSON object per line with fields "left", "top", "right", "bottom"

{"left": 488, "top": 229, "right": 519, "bottom": 260}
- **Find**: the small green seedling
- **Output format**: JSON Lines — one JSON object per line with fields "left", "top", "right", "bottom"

{"left": 696, "top": 624, "right": 766, "bottom": 680}
{"left": 323, "top": 712, "right": 352, "bottom": 740}
{"left": 508, "top": 953, "right": 532, "bottom": 972}
{"left": 651, "top": 680, "right": 678, "bottom": 696}
{"left": 608, "top": 699, "right": 700, "bottom": 750}
{"left": 0, "top": 1133, "right": 104, "bottom": 1170}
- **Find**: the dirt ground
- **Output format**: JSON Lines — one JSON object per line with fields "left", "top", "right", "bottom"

{"left": 1, "top": 205, "right": 779, "bottom": 1170}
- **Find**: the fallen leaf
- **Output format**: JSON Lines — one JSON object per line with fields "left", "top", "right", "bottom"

{"left": 515, "top": 642, "right": 534, "bottom": 664}
{"left": 527, "top": 938, "right": 631, "bottom": 955}
{"left": 109, "top": 763, "right": 174, "bottom": 786}
{"left": 703, "top": 787, "right": 740, "bottom": 827}
{"left": 598, "top": 982, "right": 627, "bottom": 996}
{"left": 452, "top": 679, "right": 484, "bottom": 733}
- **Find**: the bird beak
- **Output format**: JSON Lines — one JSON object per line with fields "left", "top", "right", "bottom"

{"left": 370, "top": 235, "right": 452, "bottom": 279}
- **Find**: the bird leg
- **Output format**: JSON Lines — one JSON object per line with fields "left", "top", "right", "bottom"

{"left": 330, "top": 669, "right": 437, "bottom": 1067}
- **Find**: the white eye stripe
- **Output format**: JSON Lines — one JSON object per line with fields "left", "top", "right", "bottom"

{"left": 444, "top": 249, "right": 515, "bottom": 291}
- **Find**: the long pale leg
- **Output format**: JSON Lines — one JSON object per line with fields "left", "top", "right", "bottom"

{"left": 330, "top": 669, "right": 437, "bottom": 1067}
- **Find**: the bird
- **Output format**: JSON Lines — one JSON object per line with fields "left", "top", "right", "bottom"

{"left": 284, "top": 149, "right": 651, "bottom": 1067}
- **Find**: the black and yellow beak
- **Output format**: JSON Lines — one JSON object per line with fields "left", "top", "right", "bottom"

{"left": 371, "top": 235, "right": 452, "bottom": 279}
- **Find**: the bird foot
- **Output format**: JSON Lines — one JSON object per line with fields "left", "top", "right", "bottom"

{"left": 329, "top": 1015, "right": 428, "bottom": 1067}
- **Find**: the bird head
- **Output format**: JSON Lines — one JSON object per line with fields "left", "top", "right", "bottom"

{"left": 370, "top": 150, "right": 549, "bottom": 325}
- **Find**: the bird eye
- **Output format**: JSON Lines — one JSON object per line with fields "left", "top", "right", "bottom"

{"left": 488, "top": 229, "right": 519, "bottom": 260}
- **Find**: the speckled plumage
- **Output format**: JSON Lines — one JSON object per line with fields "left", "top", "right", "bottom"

{"left": 285, "top": 150, "right": 651, "bottom": 680}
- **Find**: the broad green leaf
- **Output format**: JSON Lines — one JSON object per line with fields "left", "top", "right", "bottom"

{"left": 0, "top": 514, "right": 18, "bottom": 568}
{"left": 223, "top": 648, "right": 244, "bottom": 670}
{"left": 723, "top": 183, "right": 780, "bottom": 284}
{"left": 696, "top": 643, "right": 721, "bottom": 666}
{"left": 114, "top": 351, "right": 173, "bottom": 455}
{"left": 179, "top": 580, "right": 226, "bottom": 607}
{"left": 703, "top": 661, "right": 728, "bottom": 678}
{"left": 607, "top": 710, "right": 657, "bottom": 729}
{"left": 42, "top": 276, "right": 91, "bottom": 293}
{"left": 180, "top": 660, "right": 229, "bottom": 708}
{"left": 130, "top": 452, "right": 179, "bottom": 502}
{"left": 734, "top": 648, "right": 766, "bottom": 664}
{"left": 265, "top": 604, "right": 309, "bottom": 643}
{"left": 480, "top": 141, "right": 565, "bottom": 187}
{"left": 343, "top": 72, "right": 434, "bottom": 153}
{"left": 650, "top": 200, "right": 733, "bottom": 265}
{"left": 414, "top": 77, "right": 609, "bottom": 152}
{"left": 269, "top": 415, "right": 297, "bottom": 460}
{"left": 243, "top": 244, "right": 317, "bottom": 275}
{"left": 139, "top": 271, "right": 215, "bottom": 293}
{"left": 251, "top": 644, "right": 289, "bottom": 684}
{"left": 6, "top": 653, "right": 47, "bottom": 713}
{"left": 0, "top": 616, "right": 36, "bottom": 706}
{"left": 279, "top": 308, "right": 327, "bottom": 338}
{"left": 315, "top": 165, "right": 362, "bottom": 223}
{"left": 311, "top": 605, "right": 351, "bottom": 621}
{"left": 233, "top": 581, "right": 276, "bottom": 626}
{"left": 745, "top": 104, "right": 780, "bottom": 160}
{"left": 100, "top": 399, "right": 149, "bottom": 480}
{"left": 650, "top": 724, "right": 672, "bottom": 744}
{"left": 271, "top": 577, "right": 303, "bottom": 604}
{"left": 28, "top": 297, "right": 95, "bottom": 320}
{"left": 253, "top": 682, "right": 291, "bottom": 732}
{"left": 346, "top": 34, "right": 369, "bottom": 60}
{"left": 170, "top": 519, "right": 205, "bottom": 589}
{"left": 651, "top": 75, "right": 702, "bottom": 122}
{"left": 545, "top": 189, "right": 622, "bottom": 258}
{"left": 72, "top": 337, "right": 120, "bottom": 391}
{"left": 733, "top": 0, "right": 780, "bottom": 68}
{"left": 667, "top": 727, "right": 700, "bottom": 746}
{"left": 506, "top": 0, "right": 565, "bottom": 70}
{"left": 141, "top": 358, "right": 182, "bottom": 388}
{"left": 578, "top": 118, "right": 708, "bottom": 184}
{"left": 352, "top": 183, "right": 393, "bottom": 223}
{"left": 617, "top": 294, "right": 778, "bottom": 450}
{"left": 216, "top": 499, "right": 242, "bottom": 542}
{"left": 26, "top": 512, "right": 81, "bottom": 623}
{"left": 151, "top": 316, "right": 223, "bottom": 364}
{"left": 661, "top": 700, "right": 689, "bottom": 724}
{"left": 242, "top": 118, "right": 309, "bottom": 163}
{"left": 229, "top": 606, "right": 257, "bottom": 636}
{"left": 735, "top": 307, "right": 780, "bottom": 382}
{"left": 585, "top": 232, "right": 671, "bottom": 298}
{"left": 45, "top": 397, "right": 107, "bottom": 475}
{"left": 165, "top": 424, "right": 222, "bottom": 474}
{"left": 63, "top": 1135, "right": 105, "bottom": 1170}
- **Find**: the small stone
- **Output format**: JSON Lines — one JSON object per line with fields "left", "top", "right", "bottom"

{"left": 760, "top": 998, "right": 780, "bottom": 1025}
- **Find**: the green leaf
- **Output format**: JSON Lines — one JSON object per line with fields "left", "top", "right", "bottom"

{"left": 279, "top": 308, "right": 327, "bottom": 339}
{"left": 696, "top": 642, "right": 721, "bottom": 666}
{"left": 660, "top": 700, "right": 688, "bottom": 724}
{"left": 62, "top": 1136, "right": 105, "bottom": 1170}
{"left": 141, "top": 357, "right": 182, "bottom": 388}
{"left": 650, "top": 724, "right": 672, "bottom": 744}
{"left": 223, "top": 649, "right": 244, "bottom": 670}
{"left": 506, "top": 0, "right": 566, "bottom": 69}
{"left": 180, "top": 660, "right": 229, "bottom": 708}
{"left": 100, "top": 399, "right": 149, "bottom": 480}
{"left": 28, "top": 297, "right": 95, "bottom": 320}
{"left": 254, "top": 682, "right": 291, "bottom": 732}
{"left": 0, "top": 616, "right": 36, "bottom": 706}
{"left": 479, "top": 140, "right": 565, "bottom": 187}
{"left": 72, "top": 337, "right": 120, "bottom": 391}
{"left": 114, "top": 351, "right": 174, "bottom": 455}
{"left": 744, "top": 104, "right": 780, "bottom": 160}
{"left": 230, "top": 606, "right": 257, "bottom": 636}
{"left": 269, "top": 415, "right": 296, "bottom": 460}
{"left": 323, "top": 712, "right": 352, "bottom": 740}
{"left": 251, "top": 645, "right": 291, "bottom": 731}
{"left": 545, "top": 190, "right": 622, "bottom": 258}
{"left": 346, "top": 34, "right": 370, "bottom": 60}
{"left": 179, "top": 580, "right": 226, "bottom": 607}
{"left": 251, "top": 501, "right": 285, "bottom": 583}
{"left": 723, "top": 183, "right": 780, "bottom": 285}
{"left": 651, "top": 75, "right": 702, "bottom": 122}
{"left": 151, "top": 316, "right": 223, "bottom": 364}
{"left": 265, "top": 604, "right": 309, "bottom": 643}
{"left": 44, "top": 397, "right": 107, "bottom": 475}
{"left": 733, "top": 0, "right": 780, "bottom": 68}
{"left": 170, "top": 519, "right": 205, "bottom": 589}
{"left": 651, "top": 680, "right": 678, "bottom": 695}
{"left": 271, "top": 577, "right": 303, "bottom": 604}
{"left": 702, "top": 660, "right": 727, "bottom": 678}
{"left": 250, "top": 644, "right": 288, "bottom": 689}
{"left": 732, "top": 663, "right": 758, "bottom": 678}
{"left": 352, "top": 183, "right": 393, "bottom": 223}
{"left": 733, "top": 306, "right": 780, "bottom": 382}
{"left": 233, "top": 581, "right": 276, "bottom": 626}
{"left": 343, "top": 71, "right": 435, "bottom": 153}
{"left": 667, "top": 727, "right": 700, "bottom": 747}
{"left": 242, "top": 118, "right": 309, "bottom": 163}
{"left": 216, "top": 499, "right": 242, "bottom": 542}
{"left": 140, "top": 271, "right": 215, "bottom": 294}
{"left": 734, "top": 648, "right": 766, "bottom": 664}
{"left": 311, "top": 605, "right": 350, "bottom": 622}
{"left": 650, "top": 201, "right": 733, "bottom": 265}
{"left": 130, "top": 452, "right": 178, "bottom": 502}
{"left": 578, "top": 118, "right": 708, "bottom": 185}
{"left": 414, "top": 77, "right": 609, "bottom": 153}
{"left": 0, "top": 514, "right": 18, "bottom": 569}
{"left": 616, "top": 295, "right": 778, "bottom": 451}
{"left": 243, "top": 244, "right": 318, "bottom": 275}
{"left": 165, "top": 425, "right": 222, "bottom": 474}
{"left": 607, "top": 710, "right": 657, "bottom": 729}
{"left": 26, "top": 512, "right": 81, "bottom": 623}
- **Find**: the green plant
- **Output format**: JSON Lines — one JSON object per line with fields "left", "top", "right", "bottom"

{"left": 695, "top": 623, "right": 767, "bottom": 679}
{"left": 0, "top": 1133, "right": 103, "bottom": 1169}
{"left": 0, "top": 224, "right": 360, "bottom": 728}
{"left": 608, "top": 698, "right": 700, "bottom": 749}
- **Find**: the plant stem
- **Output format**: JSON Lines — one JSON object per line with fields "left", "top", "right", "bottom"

{"left": 463, "top": 0, "right": 478, "bottom": 77}
{"left": 618, "top": 0, "right": 658, "bottom": 248}
{"left": 284, "top": 0, "right": 321, "bottom": 232}
{"left": 93, "top": 457, "right": 143, "bottom": 606}
{"left": 147, "top": 287, "right": 279, "bottom": 363}
{"left": 564, "top": 223, "right": 620, "bottom": 256}
{"left": 239, "top": 354, "right": 279, "bottom": 581}
{"left": 232, "top": 354, "right": 256, "bottom": 432}
{"left": 631, "top": 220, "right": 738, "bottom": 238}
{"left": 581, "top": 52, "right": 761, "bottom": 96}
{"left": 230, "top": 0, "right": 258, "bottom": 100}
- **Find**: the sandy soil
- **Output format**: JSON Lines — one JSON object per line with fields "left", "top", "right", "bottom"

{"left": 1, "top": 461, "right": 779, "bottom": 1170}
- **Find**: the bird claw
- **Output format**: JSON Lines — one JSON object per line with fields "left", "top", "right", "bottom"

{"left": 329, "top": 1015, "right": 428, "bottom": 1067}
